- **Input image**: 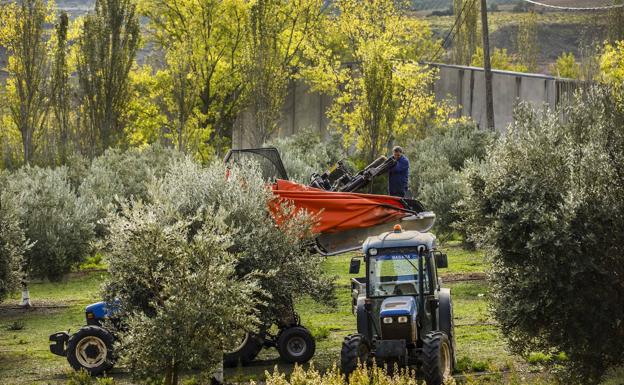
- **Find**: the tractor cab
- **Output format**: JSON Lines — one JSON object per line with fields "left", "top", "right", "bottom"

{"left": 343, "top": 225, "right": 455, "bottom": 385}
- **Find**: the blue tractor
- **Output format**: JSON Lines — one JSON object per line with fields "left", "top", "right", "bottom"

{"left": 342, "top": 225, "right": 455, "bottom": 385}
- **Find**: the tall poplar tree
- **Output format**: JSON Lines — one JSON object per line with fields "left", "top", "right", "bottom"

{"left": 0, "top": 0, "right": 52, "bottom": 164}
{"left": 76, "top": 0, "right": 140, "bottom": 156}
{"left": 452, "top": 0, "right": 480, "bottom": 66}
{"left": 51, "top": 11, "right": 71, "bottom": 164}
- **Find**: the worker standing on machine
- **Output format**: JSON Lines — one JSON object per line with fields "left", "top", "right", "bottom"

{"left": 388, "top": 146, "right": 410, "bottom": 197}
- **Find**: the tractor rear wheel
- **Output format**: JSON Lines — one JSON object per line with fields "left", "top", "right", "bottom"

{"left": 66, "top": 325, "right": 115, "bottom": 375}
{"left": 277, "top": 326, "right": 316, "bottom": 364}
{"left": 340, "top": 334, "right": 370, "bottom": 378}
{"left": 223, "top": 332, "right": 265, "bottom": 368}
{"left": 421, "top": 331, "right": 452, "bottom": 385}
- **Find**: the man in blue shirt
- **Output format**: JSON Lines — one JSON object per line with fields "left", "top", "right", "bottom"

{"left": 388, "top": 146, "right": 409, "bottom": 197}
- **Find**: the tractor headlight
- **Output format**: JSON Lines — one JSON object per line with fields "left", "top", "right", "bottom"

{"left": 369, "top": 248, "right": 377, "bottom": 256}
{"left": 383, "top": 317, "right": 393, "bottom": 324}
{"left": 397, "top": 316, "right": 408, "bottom": 323}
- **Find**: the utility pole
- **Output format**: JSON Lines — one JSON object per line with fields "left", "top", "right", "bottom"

{"left": 481, "top": 0, "right": 495, "bottom": 130}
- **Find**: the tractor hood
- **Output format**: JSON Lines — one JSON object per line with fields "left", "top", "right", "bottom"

{"left": 380, "top": 296, "right": 417, "bottom": 318}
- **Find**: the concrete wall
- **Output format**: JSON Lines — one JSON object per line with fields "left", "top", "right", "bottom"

{"left": 233, "top": 63, "right": 579, "bottom": 146}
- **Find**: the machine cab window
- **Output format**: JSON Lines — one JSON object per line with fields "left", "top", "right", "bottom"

{"left": 369, "top": 250, "right": 429, "bottom": 297}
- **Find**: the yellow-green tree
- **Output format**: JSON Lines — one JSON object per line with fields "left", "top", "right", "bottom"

{"left": 301, "top": 0, "right": 445, "bottom": 163}
{"left": 516, "top": 10, "right": 539, "bottom": 72}
{"left": 452, "top": 0, "right": 480, "bottom": 65}
{"left": 0, "top": 0, "right": 54, "bottom": 164}
{"left": 600, "top": 41, "right": 624, "bottom": 103}
{"left": 244, "top": 0, "right": 323, "bottom": 146}
{"left": 550, "top": 52, "right": 580, "bottom": 79}
{"left": 76, "top": 0, "right": 140, "bottom": 157}
{"left": 138, "top": 0, "right": 250, "bottom": 158}
{"left": 51, "top": 12, "right": 72, "bottom": 164}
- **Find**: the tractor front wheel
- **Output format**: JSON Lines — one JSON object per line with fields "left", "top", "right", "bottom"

{"left": 277, "top": 326, "right": 316, "bottom": 364}
{"left": 340, "top": 334, "right": 370, "bottom": 378}
{"left": 421, "top": 331, "right": 452, "bottom": 385}
{"left": 66, "top": 325, "right": 115, "bottom": 375}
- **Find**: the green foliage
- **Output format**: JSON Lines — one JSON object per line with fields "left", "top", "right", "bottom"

{"left": 461, "top": 87, "right": 624, "bottom": 383}
{"left": 0, "top": 175, "right": 27, "bottom": 301}
{"left": 266, "top": 129, "right": 346, "bottom": 183}
{"left": 405, "top": 121, "right": 494, "bottom": 240}
{"left": 550, "top": 52, "right": 580, "bottom": 79}
{"left": 146, "top": 159, "right": 335, "bottom": 324}
{"left": 66, "top": 369, "right": 117, "bottom": 385}
{"left": 78, "top": 145, "right": 184, "bottom": 235}
{"left": 471, "top": 47, "right": 528, "bottom": 72}
{"left": 6, "top": 166, "right": 95, "bottom": 281}
{"left": 104, "top": 199, "right": 262, "bottom": 385}
{"left": 76, "top": 0, "right": 140, "bottom": 155}
{"left": 301, "top": 0, "right": 446, "bottom": 163}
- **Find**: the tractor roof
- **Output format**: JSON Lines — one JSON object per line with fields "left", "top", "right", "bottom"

{"left": 362, "top": 230, "right": 436, "bottom": 254}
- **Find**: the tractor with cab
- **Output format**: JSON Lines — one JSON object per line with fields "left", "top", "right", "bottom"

{"left": 342, "top": 224, "right": 455, "bottom": 385}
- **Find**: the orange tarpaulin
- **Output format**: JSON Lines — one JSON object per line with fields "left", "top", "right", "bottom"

{"left": 271, "top": 179, "right": 412, "bottom": 234}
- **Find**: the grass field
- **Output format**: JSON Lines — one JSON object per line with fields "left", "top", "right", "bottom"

{"left": 0, "top": 243, "right": 537, "bottom": 384}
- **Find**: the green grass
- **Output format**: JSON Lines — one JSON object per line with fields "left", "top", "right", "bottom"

{"left": 0, "top": 245, "right": 515, "bottom": 384}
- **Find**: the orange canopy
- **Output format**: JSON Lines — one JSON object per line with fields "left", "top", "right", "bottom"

{"left": 271, "top": 179, "right": 411, "bottom": 234}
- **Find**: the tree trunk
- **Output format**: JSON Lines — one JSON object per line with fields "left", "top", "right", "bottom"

{"left": 20, "top": 282, "right": 31, "bottom": 308}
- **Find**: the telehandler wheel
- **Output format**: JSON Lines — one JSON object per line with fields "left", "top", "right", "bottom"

{"left": 421, "top": 332, "right": 452, "bottom": 385}
{"left": 340, "top": 334, "right": 370, "bottom": 378}
{"left": 66, "top": 325, "right": 115, "bottom": 375}
{"left": 277, "top": 326, "right": 316, "bottom": 364}
{"left": 224, "top": 332, "right": 265, "bottom": 368}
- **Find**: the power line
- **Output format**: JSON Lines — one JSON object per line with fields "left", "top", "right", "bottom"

{"left": 519, "top": 0, "right": 624, "bottom": 11}
{"left": 430, "top": 0, "right": 478, "bottom": 62}
{"left": 430, "top": 0, "right": 479, "bottom": 62}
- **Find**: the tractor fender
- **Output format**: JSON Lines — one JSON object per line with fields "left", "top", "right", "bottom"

{"left": 438, "top": 288, "right": 456, "bottom": 366}
{"left": 356, "top": 297, "right": 371, "bottom": 339}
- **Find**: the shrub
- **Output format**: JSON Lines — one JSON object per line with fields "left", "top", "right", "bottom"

{"left": 147, "top": 159, "right": 335, "bottom": 325}
{"left": 405, "top": 122, "right": 494, "bottom": 240}
{"left": 0, "top": 172, "right": 27, "bottom": 302}
{"left": 266, "top": 129, "right": 345, "bottom": 184}
{"left": 6, "top": 166, "right": 94, "bottom": 281}
{"left": 104, "top": 200, "right": 262, "bottom": 385}
{"left": 461, "top": 87, "right": 624, "bottom": 383}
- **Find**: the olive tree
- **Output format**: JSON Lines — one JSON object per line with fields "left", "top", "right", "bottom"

{"left": 0, "top": 172, "right": 28, "bottom": 303}
{"left": 460, "top": 87, "right": 624, "bottom": 383}
{"left": 405, "top": 122, "right": 493, "bottom": 240}
{"left": 78, "top": 145, "right": 184, "bottom": 236}
{"left": 6, "top": 166, "right": 95, "bottom": 305}
{"left": 104, "top": 200, "right": 263, "bottom": 385}
{"left": 148, "top": 159, "right": 335, "bottom": 326}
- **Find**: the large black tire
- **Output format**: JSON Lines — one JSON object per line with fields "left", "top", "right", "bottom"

{"left": 438, "top": 288, "right": 456, "bottom": 369}
{"left": 223, "top": 333, "right": 265, "bottom": 368}
{"left": 340, "top": 334, "right": 370, "bottom": 378}
{"left": 277, "top": 326, "right": 316, "bottom": 364}
{"left": 421, "top": 332, "right": 452, "bottom": 385}
{"left": 66, "top": 325, "right": 115, "bottom": 376}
